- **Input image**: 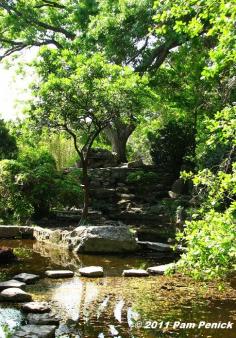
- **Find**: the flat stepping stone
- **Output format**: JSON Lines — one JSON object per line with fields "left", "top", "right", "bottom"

{"left": 0, "top": 279, "right": 26, "bottom": 291}
{"left": 147, "top": 263, "right": 175, "bottom": 275}
{"left": 12, "top": 325, "right": 56, "bottom": 338}
{"left": 45, "top": 270, "right": 74, "bottom": 278}
{"left": 79, "top": 266, "right": 104, "bottom": 277}
{"left": 0, "top": 287, "right": 32, "bottom": 302}
{"left": 122, "top": 269, "right": 149, "bottom": 277}
{"left": 22, "top": 302, "right": 51, "bottom": 313}
{"left": 13, "top": 273, "right": 40, "bottom": 284}
{"left": 27, "top": 313, "right": 60, "bottom": 326}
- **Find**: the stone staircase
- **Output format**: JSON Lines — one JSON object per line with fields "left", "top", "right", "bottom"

{"left": 88, "top": 166, "right": 179, "bottom": 241}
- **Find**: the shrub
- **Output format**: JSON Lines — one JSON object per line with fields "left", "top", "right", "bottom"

{"left": 0, "top": 150, "right": 82, "bottom": 223}
{"left": 177, "top": 107, "right": 236, "bottom": 279}
{"left": 0, "top": 160, "right": 33, "bottom": 223}
{"left": 177, "top": 205, "right": 236, "bottom": 280}
{"left": 196, "top": 106, "right": 236, "bottom": 171}
{"left": 148, "top": 119, "right": 195, "bottom": 176}
{"left": 0, "top": 120, "right": 18, "bottom": 160}
{"left": 18, "top": 149, "right": 59, "bottom": 218}
{"left": 56, "top": 169, "right": 83, "bottom": 209}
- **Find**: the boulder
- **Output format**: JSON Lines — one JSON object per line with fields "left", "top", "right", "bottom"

{"left": 22, "top": 302, "right": 51, "bottom": 313}
{"left": 0, "top": 279, "right": 26, "bottom": 291}
{"left": 147, "top": 263, "right": 175, "bottom": 275}
{"left": 45, "top": 270, "right": 74, "bottom": 278}
{"left": 79, "top": 266, "right": 104, "bottom": 277}
{"left": 0, "top": 287, "right": 32, "bottom": 302}
{"left": 13, "top": 273, "right": 40, "bottom": 284}
{"left": 12, "top": 325, "right": 56, "bottom": 338}
{"left": 27, "top": 313, "right": 60, "bottom": 326}
{"left": 70, "top": 226, "right": 137, "bottom": 253}
{"left": 122, "top": 269, "right": 149, "bottom": 277}
{"left": 0, "top": 247, "right": 16, "bottom": 264}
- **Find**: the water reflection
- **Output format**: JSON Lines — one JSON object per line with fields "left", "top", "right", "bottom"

{"left": 0, "top": 239, "right": 235, "bottom": 338}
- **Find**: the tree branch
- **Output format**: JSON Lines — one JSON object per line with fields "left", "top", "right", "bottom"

{"left": 83, "top": 127, "right": 103, "bottom": 160}
{"left": 0, "top": 1, "right": 76, "bottom": 40}
{"left": 135, "top": 39, "right": 180, "bottom": 73}
{"left": 126, "top": 36, "right": 149, "bottom": 66}
{"left": 35, "top": 1, "right": 66, "bottom": 9}
{"left": 0, "top": 37, "right": 62, "bottom": 60}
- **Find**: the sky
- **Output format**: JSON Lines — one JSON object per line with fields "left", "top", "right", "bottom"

{"left": 0, "top": 49, "right": 38, "bottom": 120}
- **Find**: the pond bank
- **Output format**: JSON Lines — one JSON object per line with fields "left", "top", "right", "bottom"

{"left": 0, "top": 225, "right": 180, "bottom": 255}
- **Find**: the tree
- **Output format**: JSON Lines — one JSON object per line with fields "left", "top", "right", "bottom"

{"left": 0, "top": 119, "right": 18, "bottom": 160}
{"left": 30, "top": 50, "right": 150, "bottom": 221}
{"left": 153, "top": 0, "right": 236, "bottom": 78}
{"left": 2, "top": 0, "right": 226, "bottom": 161}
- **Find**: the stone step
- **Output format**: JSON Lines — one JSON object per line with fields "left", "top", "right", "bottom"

{"left": 79, "top": 266, "right": 104, "bottom": 277}
{"left": 0, "top": 287, "right": 32, "bottom": 302}
{"left": 13, "top": 273, "right": 40, "bottom": 284}
{"left": 45, "top": 270, "right": 74, "bottom": 278}
{"left": 0, "top": 279, "right": 26, "bottom": 291}
{"left": 116, "top": 193, "right": 136, "bottom": 200}
{"left": 111, "top": 212, "right": 169, "bottom": 223}
{"left": 22, "top": 302, "right": 51, "bottom": 314}
{"left": 122, "top": 269, "right": 149, "bottom": 277}
{"left": 27, "top": 313, "right": 60, "bottom": 326}
{"left": 147, "top": 263, "right": 175, "bottom": 275}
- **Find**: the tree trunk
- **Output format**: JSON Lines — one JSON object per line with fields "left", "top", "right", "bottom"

{"left": 80, "top": 158, "right": 89, "bottom": 224}
{"left": 105, "top": 120, "right": 136, "bottom": 163}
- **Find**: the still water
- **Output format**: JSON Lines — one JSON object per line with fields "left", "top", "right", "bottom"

{"left": 0, "top": 240, "right": 235, "bottom": 338}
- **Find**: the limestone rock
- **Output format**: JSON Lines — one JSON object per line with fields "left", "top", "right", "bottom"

{"left": 22, "top": 302, "right": 51, "bottom": 313}
{"left": 13, "top": 273, "right": 40, "bottom": 284}
{"left": 45, "top": 270, "right": 74, "bottom": 278}
{"left": 70, "top": 225, "right": 137, "bottom": 253}
{"left": 12, "top": 325, "right": 56, "bottom": 338}
{"left": 122, "top": 269, "right": 149, "bottom": 277}
{"left": 147, "top": 263, "right": 174, "bottom": 275}
{"left": 27, "top": 313, "right": 60, "bottom": 326}
{"left": 79, "top": 266, "right": 104, "bottom": 277}
{"left": 0, "top": 279, "right": 26, "bottom": 291}
{"left": 0, "top": 287, "right": 32, "bottom": 302}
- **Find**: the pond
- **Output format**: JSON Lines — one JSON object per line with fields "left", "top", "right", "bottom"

{"left": 0, "top": 239, "right": 235, "bottom": 338}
